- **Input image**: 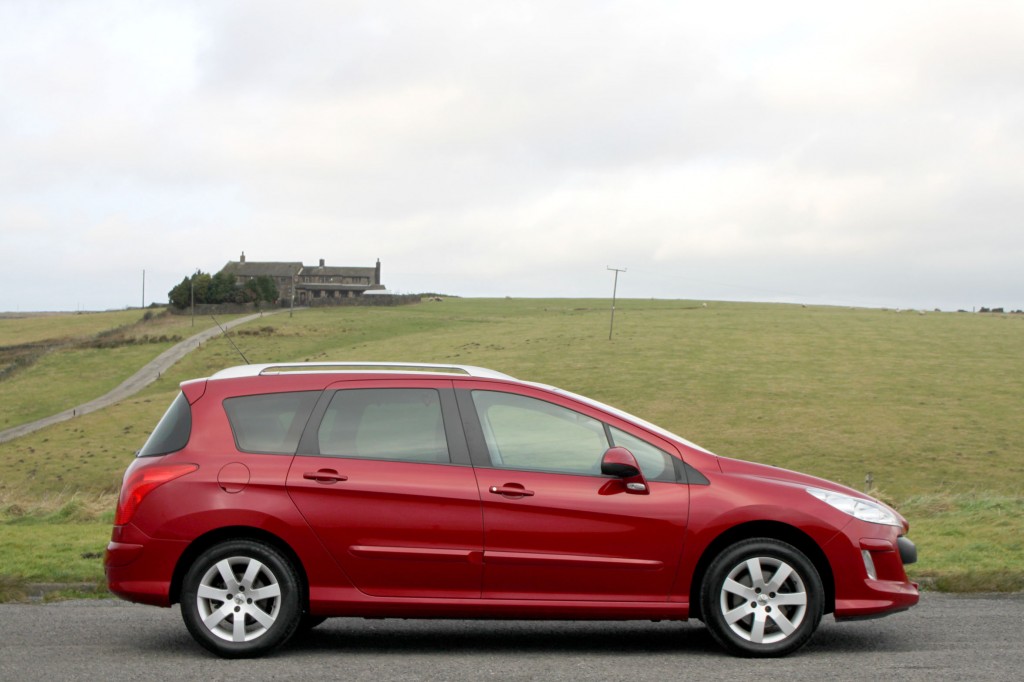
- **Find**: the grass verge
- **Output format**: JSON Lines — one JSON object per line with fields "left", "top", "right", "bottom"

{"left": 0, "top": 492, "right": 112, "bottom": 589}
{"left": 902, "top": 494, "right": 1024, "bottom": 592}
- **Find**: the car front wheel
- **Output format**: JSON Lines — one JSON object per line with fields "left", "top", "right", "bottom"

{"left": 180, "top": 539, "right": 302, "bottom": 658}
{"left": 701, "top": 538, "right": 824, "bottom": 657}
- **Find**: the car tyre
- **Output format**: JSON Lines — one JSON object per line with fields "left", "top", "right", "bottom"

{"left": 180, "top": 539, "right": 302, "bottom": 658}
{"left": 701, "top": 538, "right": 824, "bottom": 657}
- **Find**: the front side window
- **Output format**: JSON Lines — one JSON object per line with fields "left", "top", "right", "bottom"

{"left": 223, "top": 391, "right": 319, "bottom": 454}
{"left": 471, "top": 391, "right": 608, "bottom": 475}
{"left": 608, "top": 426, "right": 677, "bottom": 482}
{"left": 317, "top": 388, "right": 450, "bottom": 463}
{"left": 470, "top": 391, "right": 680, "bottom": 482}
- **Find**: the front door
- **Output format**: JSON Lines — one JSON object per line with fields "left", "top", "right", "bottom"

{"left": 460, "top": 386, "right": 689, "bottom": 601}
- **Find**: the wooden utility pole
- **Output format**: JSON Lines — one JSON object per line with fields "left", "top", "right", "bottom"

{"left": 607, "top": 266, "right": 626, "bottom": 340}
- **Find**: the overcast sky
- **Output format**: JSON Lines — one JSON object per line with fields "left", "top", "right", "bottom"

{"left": 2, "top": 1, "right": 1022, "bottom": 312}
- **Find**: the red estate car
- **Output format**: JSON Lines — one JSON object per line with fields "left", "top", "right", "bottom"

{"left": 106, "top": 362, "right": 918, "bottom": 658}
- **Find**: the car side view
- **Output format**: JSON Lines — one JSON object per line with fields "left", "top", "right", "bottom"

{"left": 105, "top": 362, "right": 918, "bottom": 658}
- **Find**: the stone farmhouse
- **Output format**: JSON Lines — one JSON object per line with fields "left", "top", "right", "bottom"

{"left": 219, "top": 253, "right": 385, "bottom": 305}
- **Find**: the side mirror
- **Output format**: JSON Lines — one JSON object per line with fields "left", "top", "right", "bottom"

{"left": 601, "top": 447, "right": 649, "bottom": 494}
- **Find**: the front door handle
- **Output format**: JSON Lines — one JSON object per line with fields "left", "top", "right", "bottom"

{"left": 489, "top": 484, "right": 534, "bottom": 497}
{"left": 303, "top": 469, "right": 348, "bottom": 484}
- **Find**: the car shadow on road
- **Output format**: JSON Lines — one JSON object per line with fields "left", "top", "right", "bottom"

{"left": 123, "top": 612, "right": 916, "bottom": 660}
{"left": 288, "top": 619, "right": 718, "bottom": 656}
{"left": 286, "top": 617, "right": 917, "bottom": 658}
{"left": 804, "top": 618, "right": 917, "bottom": 655}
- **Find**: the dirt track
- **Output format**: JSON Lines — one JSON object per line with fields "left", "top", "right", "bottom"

{"left": 0, "top": 311, "right": 282, "bottom": 444}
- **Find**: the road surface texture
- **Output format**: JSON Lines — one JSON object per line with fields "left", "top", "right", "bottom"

{"left": 0, "top": 593, "right": 1019, "bottom": 681}
{"left": 0, "top": 310, "right": 282, "bottom": 445}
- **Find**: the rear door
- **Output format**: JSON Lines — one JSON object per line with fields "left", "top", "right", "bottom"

{"left": 286, "top": 379, "right": 484, "bottom": 598}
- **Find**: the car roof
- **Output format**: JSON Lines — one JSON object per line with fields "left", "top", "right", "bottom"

{"left": 206, "top": 362, "right": 716, "bottom": 457}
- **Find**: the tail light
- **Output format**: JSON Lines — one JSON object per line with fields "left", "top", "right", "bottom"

{"left": 114, "top": 462, "right": 198, "bottom": 526}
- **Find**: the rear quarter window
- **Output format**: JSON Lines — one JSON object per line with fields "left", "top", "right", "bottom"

{"left": 139, "top": 392, "right": 192, "bottom": 457}
{"left": 223, "top": 391, "right": 319, "bottom": 454}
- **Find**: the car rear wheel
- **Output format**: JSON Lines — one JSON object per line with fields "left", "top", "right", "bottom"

{"left": 701, "top": 538, "right": 824, "bottom": 657}
{"left": 180, "top": 539, "right": 302, "bottom": 658}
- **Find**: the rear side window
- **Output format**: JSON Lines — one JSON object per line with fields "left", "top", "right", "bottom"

{"left": 317, "top": 388, "right": 450, "bottom": 463}
{"left": 223, "top": 391, "right": 319, "bottom": 454}
{"left": 139, "top": 392, "right": 192, "bottom": 457}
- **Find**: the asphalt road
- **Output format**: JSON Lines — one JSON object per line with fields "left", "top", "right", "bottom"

{"left": 0, "top": 593, "right": 1020, "bottom": 681}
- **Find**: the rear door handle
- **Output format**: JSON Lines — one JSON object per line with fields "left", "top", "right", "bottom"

{"left": 489, "top": 484, "right": 534, "bottom": 497}
{"left": 303, "top": 469, "right": 348, "bottom": 484}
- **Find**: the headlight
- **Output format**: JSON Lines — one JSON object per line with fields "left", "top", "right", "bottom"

{"left": 806, "top": 487, "right": 902, "bottom": 527}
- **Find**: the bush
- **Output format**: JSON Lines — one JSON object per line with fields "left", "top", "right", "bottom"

{"left": 168, "top": 272, "right": 278, "bottom": 309}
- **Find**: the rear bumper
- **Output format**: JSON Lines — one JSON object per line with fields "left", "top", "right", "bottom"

{"left": 104, "top": 524, "right": 185, "bottom": 607}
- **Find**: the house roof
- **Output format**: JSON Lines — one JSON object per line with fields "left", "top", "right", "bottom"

{"left": 299, "top": 265, "right": 377, "bottom": 278}
{"left": 294, "top": 283, "right": 383, "bottom": 292}
{"left": 221, "top": 261, "right": 303, "bottom": 278}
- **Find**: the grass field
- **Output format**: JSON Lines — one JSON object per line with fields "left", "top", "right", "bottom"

{"left": 0, "top": 309, "right": 145, "bottom": 346}
{"left": 1, "top": 299, "right": 1022, "bottom": 595}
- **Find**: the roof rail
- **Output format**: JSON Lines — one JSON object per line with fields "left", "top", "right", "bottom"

{"left": 210, "top": 362, "right": 515, "bottom": 381}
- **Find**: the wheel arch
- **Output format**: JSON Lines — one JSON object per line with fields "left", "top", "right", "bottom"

{"left": 688, "top": 521, "right": 836, "bottom": 620}
{"left": 170, "top": 526, "right": 310, "bottom": 611}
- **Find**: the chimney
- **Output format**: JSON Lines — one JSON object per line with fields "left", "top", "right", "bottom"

{"left": 240, "top": 251, "right": 246, "bottom": 263}
{"left": 375, "top": 258, "right": 381, "bottom": 285}
{"left": 319, "top": 258, "right": 325, "bottom": 268}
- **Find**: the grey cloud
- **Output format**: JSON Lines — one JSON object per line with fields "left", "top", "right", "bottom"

{"left": 2, "top": 1, "right": 1023, "bottom": 311}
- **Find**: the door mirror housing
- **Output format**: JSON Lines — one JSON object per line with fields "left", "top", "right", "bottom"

{"left": 601, "top": 447, "right": 649, "bottom": 494}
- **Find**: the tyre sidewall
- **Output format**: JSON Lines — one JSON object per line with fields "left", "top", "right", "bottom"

{"left": 180, "top": 539, "right": 302, "bottom": 658}
{"left": 701, "top": 538, "right": 824, "bottom": 658}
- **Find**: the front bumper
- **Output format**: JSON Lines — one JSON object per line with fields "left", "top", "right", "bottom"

{"left": 827, "top": 525, "right": 920, "bottom": 620}
{"left": 898, "top": 535, "right": 917, "bottom": 565}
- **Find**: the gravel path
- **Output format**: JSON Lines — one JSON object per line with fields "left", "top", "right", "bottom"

{"left": 0, "top": 310, "right": 283, "bottom": 444}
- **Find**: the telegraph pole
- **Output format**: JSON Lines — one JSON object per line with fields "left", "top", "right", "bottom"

{"left": 607, "top": 266, "right": 626, "bottom": 340}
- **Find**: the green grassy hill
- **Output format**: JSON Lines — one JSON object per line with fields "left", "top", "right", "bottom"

{"left": 1, "top": 299, "right": 1022, "bottom": 597}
